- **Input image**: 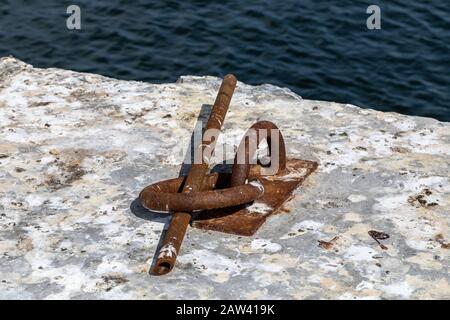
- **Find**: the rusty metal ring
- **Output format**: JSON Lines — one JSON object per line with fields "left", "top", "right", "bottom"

{"left": 230, "top": 121, "right": 286, "bottom": 187}
{"left": 139, "top": 173, "right": 264, "bottom": 213}
{"left": 139, "top": 121, "right": 286, "bottom": 214}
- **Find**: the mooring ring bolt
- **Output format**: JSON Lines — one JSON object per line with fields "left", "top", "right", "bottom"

{"left": 230, "top": 120, "right": 287, "bottom": 187}
{"left": 140, "top": 178, "right": 264, "bottom": 213}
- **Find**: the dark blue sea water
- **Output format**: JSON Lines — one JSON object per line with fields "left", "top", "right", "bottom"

{"left": 0, "top": 1, "right": 449, "bottom": 121}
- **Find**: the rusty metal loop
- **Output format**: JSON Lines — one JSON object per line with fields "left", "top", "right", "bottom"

{"left": 139, "top": 173, "right": 264, "bottom": 213}
{"left": 139, "top": 121, "right": 286, "bottom": 215}
{"left": 230, "top": 121, "right": 286, "bottom": 187}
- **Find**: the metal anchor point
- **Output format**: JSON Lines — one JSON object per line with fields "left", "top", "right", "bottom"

{"left": 139, "top": 75, "right": 318, "bottom": 275}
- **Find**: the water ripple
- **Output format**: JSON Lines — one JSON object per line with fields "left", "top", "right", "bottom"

{"left": 0, "top": 0, "right": 449, "bottom": 121}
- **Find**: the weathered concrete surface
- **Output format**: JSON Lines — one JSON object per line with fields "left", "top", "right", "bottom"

{"left": 0, "top": 56, "right": 449, "bottom": 299}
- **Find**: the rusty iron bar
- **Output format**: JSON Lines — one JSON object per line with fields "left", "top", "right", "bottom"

{"left": 150, "top": 74, "right": 237, "bottom": 275}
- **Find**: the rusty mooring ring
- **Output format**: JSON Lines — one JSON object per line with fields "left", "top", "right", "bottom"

{"left": 139, "top": 175, "right": 264, "bottom": 213}
{"left": 139, "top": 120, "right": 286, "bottom": 214}
{"left": 230, "top": 121, "right": 286, "bottom": 187}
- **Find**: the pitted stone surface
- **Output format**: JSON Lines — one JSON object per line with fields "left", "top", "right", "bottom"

{"left": 0, "top": 57, "right": 449, "bottom": 299}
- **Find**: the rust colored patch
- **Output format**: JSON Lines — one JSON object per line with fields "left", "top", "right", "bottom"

{"left": 63, "top": 162, "right": 86, "bottom": 184}
{"left": 318, "top": 236, "right": 340, "bottom": 250}
{"left": 369, "top": 230, "right": 390, "bottom": 250}
{"left": 45, "top": 162, "right": 86, "bottom": 189}
{"left": 391, "top": 146, "right": 410, "bottom": 153}
{"left": 434, "top": 234, "right": 450, "bottom": 249}
{"left": 16, "top": 237, "right": 33, "bottom": 252}
{"left": 49, "top": 149, "right": 60, "bottom": 155}
{"left": 43, "top": 149, "right": 88, "bottom": 190}
{"left": 408, "top": 188, "right": 439, "bottom": 208}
